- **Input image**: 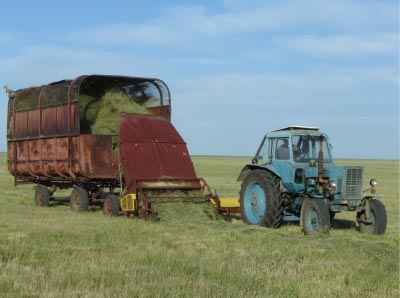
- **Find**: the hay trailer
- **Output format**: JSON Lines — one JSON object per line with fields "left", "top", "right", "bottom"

{"left": 6, "top": 74, "right": 237, "bottom": 219}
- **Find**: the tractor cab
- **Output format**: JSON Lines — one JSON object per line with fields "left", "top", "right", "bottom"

{"left": 250, "top": 126, "right": 333, "bottom": 192}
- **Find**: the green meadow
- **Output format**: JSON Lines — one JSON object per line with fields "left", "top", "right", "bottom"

{"left": 0, "top": 153, "right": 398, "bottom": 297}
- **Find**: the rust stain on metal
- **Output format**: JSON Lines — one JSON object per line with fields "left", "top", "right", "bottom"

{"left": 119, "top": 113, "right": 201, "bottom": 193}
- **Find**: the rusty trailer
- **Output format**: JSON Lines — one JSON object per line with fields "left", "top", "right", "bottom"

{"left": 6, "top": 74, "right": 237, "bottom": 219}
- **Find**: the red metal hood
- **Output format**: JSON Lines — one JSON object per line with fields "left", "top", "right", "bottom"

{"left": 119, "top": 113, "right": 201, "bottom": 192}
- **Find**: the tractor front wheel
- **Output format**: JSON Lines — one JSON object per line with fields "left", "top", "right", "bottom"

{"left": 103, "top": 194, "right": 120, "bottom": 217}
{"left": 70, "top": 187, "right": 89, "bottom": 212}
{"left": 34, "top": 184, "right": 50, "bottom": 207}
{"left": 301, "top": 198, "right": 331, "bottom": 235}
{"left": 240, "top": 170, "right": 283, "bottom": 228}
{"left": 357, "top": 199, "right": 387, "bottom": 235}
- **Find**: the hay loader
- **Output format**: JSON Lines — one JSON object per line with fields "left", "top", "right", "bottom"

{"left": 6, "top": 74, "right": 237, "bottom": 219}
{"left": 238, "top": 126, "right": 387, "bottom": 235}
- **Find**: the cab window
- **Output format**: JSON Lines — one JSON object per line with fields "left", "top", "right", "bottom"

{"left": 275, "top": 138, "right": 290, "bottom": 160}
{"left": 291, "top": 135, "right": 331, "bottom": 163}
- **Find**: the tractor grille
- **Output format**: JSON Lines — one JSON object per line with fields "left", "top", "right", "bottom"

{"left": 344, "top": 167, "right": 363, "bottom": 198}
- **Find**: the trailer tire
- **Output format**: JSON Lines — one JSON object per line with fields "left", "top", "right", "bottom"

{"left": 357, "top": 199, "right": 387, "bottom": 235}
{"left": 34, "top": 184, "right": 50, "bottom": 207}
{"left": 301, "top": 198, "right": 330, "bottom": 235}
{"left": 240, "top": 170, "right": 283, "bottom": 228}
{"left": 70, "top": 187, "right": 89, "bottom": 212}
{"left": 103, "top": 194, "right": 120, "bottom": 217}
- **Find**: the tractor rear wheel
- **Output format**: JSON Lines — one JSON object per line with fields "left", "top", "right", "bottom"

{"left": 34, "top": 184, "right": 50, "bottom": 207}
{"left": 103, "top": 194, "right": 120, "bottom": 217}
{"left": 301, "top": 198, "right": 330, "bottom": 235}
{"left": 240, "top": 170, "right": 283, "bottom": 228}
{"left": 357, "top": 199, "right": 387, "bottom": 235}
{"left": 70, "top": 187, "right": 89, "bottom": 212}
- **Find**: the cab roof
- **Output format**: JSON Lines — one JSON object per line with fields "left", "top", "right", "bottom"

{"left": 268, "top": 126, "right": 325, "bottom": 138}
{"left": 273, "top": 126, "right": 319, "bottom": 132}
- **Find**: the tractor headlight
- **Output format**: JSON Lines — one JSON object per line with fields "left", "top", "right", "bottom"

{"left": 328, "top": 180, "right": 337, "bottom": 195}
{"left": 370, "top": 179, "right": 378, "bottom": 187}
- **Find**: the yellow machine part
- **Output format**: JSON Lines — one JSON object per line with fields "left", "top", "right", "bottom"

{"left": 120, "top": 193, "right": 136, "bottom": 212}
{"left": 211, "top": 197, "right": 240, "bottom": 208}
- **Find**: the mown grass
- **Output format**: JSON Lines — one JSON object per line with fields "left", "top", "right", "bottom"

{"left": 0, "top": 153, "right": 398, "bottom": 297}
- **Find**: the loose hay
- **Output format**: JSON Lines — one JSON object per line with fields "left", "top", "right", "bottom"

{"left": 79, "top": 90, "right": 151, "bottom": 135}
{"left": 151, "top": 201, "right": 220, "bottom": 223}
{"left": 79, "top": 95, "right": 99, "bottom": 133}
{"left": 143, "top": 189, "right": 220, "bottom": 222}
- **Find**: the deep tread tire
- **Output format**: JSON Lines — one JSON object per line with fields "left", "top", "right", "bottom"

{"left": 34, "top": 184, "right": 50, "bottom": 207}
{"left": 240, "top": 170, "right": 283, "bottom": 228}
{"left": 357, "top": 199, "right": 387, "bottom": 235}
{"left": 301, "top": 198, "right": 331, "bottom": 235}
{"left": 103, "top": 194, "right": 120, "bottom": 217}
{"left": 70, "top": 187, "right": 89, "bottom": 212}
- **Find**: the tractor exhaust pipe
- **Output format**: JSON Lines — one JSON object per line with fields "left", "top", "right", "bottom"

{"left": 318, "top": 136, "right": 328, "bottom": 184}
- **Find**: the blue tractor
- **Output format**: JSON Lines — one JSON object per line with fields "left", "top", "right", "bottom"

{"left": 238, "top": 126, "right": 387, "bottom": 235}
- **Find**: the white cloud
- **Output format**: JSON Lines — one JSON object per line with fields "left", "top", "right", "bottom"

{"left": 70, "top": 0, "right": 397, "bottom": 48}
{"left": 275, "top": 34, "right": 398, "bottom": 56}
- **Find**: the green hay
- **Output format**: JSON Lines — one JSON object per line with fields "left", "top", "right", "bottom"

{"left": 143, "top": 189, "right": 221, "bottom": 222}
{"left": 91, "top": 90, "right": 151, "bottom": 135}
{"left": 79, "top": 90, "right": 152, "bottom": 135}
{"left": 13, "top": 88, "right": 41, "bottom": 111}
{"left": 79, "top": 95, "right": 100, "bottom": 133}
{"left": 145, "top": 189, "right": 204, "bottom": 199}
{"left": 151, "top": 201, "right": 220, "bottom": 223}
{"left": 42, "top": 87, "right": 68, "bottom": 107}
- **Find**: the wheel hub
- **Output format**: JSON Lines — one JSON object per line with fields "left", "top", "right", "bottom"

{"left": 73, "top": 196, "right": 80, "bottom": 207}
{"left": 307, "top": 209, "right": 319, "bottom": 231}
{"left": 251, "top": 195, "right": 260, "bottom": 213}
{"left": 36, "top": 194, "right": 42, "bottom": 205}
{"left": 104, "top": 200, "right": 112, "bottom": 213}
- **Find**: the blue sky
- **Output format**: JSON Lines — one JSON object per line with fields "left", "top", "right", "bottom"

{"left": 0, "top": 0, "right": 398, "bottom": 159}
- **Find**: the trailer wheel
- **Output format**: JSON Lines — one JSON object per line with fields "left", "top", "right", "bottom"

{"left": 240, "top": 170, "right": 283, "bottom": 227}
{"left": 70, "top": 187, "right": 89, "bottom": 212}
{"left": 34, "top": 184, "right": 50, "bottom": 207}
{"left": 301, "top": 198, "right": 330, "bottom": 235}
{"left": 103, "top": 194, "right": 120, "bottom": 217}
{"left": 357, "top": 199, "right": 387, "bottom": 235}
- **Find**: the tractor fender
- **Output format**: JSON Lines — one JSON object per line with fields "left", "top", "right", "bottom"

{"left": 237, "top": 164, "right": 281, "bottom": 182}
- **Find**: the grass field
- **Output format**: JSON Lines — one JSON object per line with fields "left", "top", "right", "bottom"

{"left": 0, "top": 153, "right": 398, "bottom": 297}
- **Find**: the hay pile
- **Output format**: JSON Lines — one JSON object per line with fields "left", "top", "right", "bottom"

{"left": 79, "top": 90, "right": 151, "bottom": 135}
{"left": 79, "top": 95, "right": 99, "bottom": 133}
{"left": 145, "top": 189, "right": 221, "bottom": 223}
{"left": 151, "top": 201, "right": 220, "bottom": 223}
